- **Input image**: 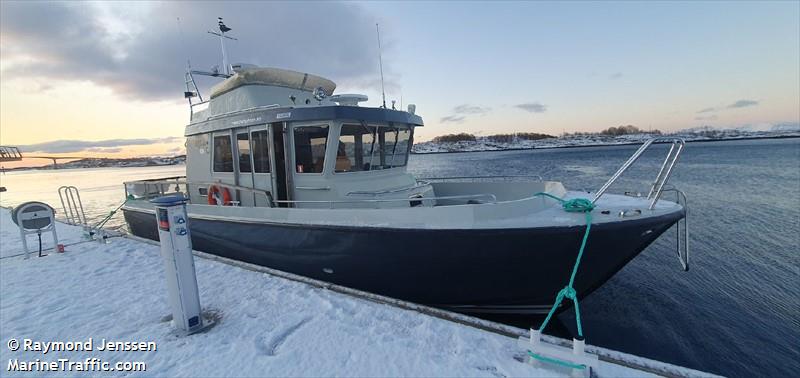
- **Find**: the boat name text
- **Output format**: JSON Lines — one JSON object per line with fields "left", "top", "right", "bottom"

{"left": 231, "top": 116, "right": 262, "bottom": 126}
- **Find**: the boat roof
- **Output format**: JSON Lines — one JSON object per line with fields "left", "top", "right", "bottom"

{"left": 210, "top": 67, "right": 337, "bottom": 99}
{"left": 185, "top": 105, "right": 424, "bottom": 136}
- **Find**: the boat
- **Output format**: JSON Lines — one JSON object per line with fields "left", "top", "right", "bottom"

{"left": 122, "top": 26, "right": 689, "bottom": 316}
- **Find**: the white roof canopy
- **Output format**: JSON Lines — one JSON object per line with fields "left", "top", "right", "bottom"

{"left": 210, "top": 67, "right": 337, "bottom": 99}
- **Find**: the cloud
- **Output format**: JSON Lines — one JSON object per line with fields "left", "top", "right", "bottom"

{"left": 515, "top": 102, "right": 547, "bottom": 113}
{"left": 86, "top": 147, "right": 123, "bottom": 153}
{"left": 696, "top": 99, "right": 760, "bottom": 114}
{"left": 694, "top": 115, "right": 718, "bottom": 121}
{"left": 19, "top": 137, "right": 182, "bottom": 154}
{"left": 439, "top": 115, "right": 466, "bottom": 124}
{"left": 453, "top": 104, "right": 491, "bottom": 115}
{"left": 727, "top": 99, "right": 759, "bottom": 109}
{"left": 609, "top": 72, "right": 623, "bottom": 79}
{"left": 437, "top": 104, "right": 490, "bottom": 125}
{"left": 0, "top": 2, "right": 384, "bottom": 101}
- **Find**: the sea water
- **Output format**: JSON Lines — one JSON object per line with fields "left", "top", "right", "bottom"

{"left": 1, "top": 138, "right": 797, "bottom": 377}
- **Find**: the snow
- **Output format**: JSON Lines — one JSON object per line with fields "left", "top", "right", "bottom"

{"left": 0, "top": 208, "right": 713, "bottom": 377}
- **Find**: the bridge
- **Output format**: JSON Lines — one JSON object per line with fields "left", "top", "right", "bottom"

{"left": 1, "top": 146, "right": 88, "bottom": 168}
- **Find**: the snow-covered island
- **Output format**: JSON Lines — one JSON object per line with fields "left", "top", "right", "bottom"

{"left": 3, "top": 155, "right": 186, "bottom": 172}
{"left": 413, "top": 125, "right": 800, "bottom": 154}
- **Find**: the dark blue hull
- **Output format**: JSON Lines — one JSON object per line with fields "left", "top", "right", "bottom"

{"left": 123, "top": 208, "right": 683, "bottom": 314}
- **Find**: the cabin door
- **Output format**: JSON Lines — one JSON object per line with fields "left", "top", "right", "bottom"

{"left": 234, "top": 125, "right": 272, "bottom": 207}
{"left": 270, "top": 122, "right": 291, "bottom": 207}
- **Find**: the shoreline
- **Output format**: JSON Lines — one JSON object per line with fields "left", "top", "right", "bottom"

{"left": 410, "top": 134, "right": 800, "bottom": 155}
{"left": 4, "top": 135, "right": 798, "bottom": 171}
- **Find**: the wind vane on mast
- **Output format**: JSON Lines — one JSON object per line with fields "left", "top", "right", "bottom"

{"left": 208, "top": 17, "right": 237, "bottom": 76}
{"left": 184, "top": 18, "right": 238, "bottom": 109}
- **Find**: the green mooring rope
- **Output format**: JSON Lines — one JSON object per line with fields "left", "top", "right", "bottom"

{"left": 527, "top": 351, "right": 586, "bottom": 370}
{"left": 533, "top": 192, "right": 595, "bottom": 338}
{"left": 92, "top": 198, "right": 129, "bottom": 230}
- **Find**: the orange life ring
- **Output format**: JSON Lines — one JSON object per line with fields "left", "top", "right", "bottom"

{"left": 207, "top": 185, "right": 232, "bottom": 206}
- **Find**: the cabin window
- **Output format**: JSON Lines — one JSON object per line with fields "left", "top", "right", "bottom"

{"left": 294, "top": 125, "right": 329, "bottom": 173}
{"left": 383, "top": 126, "right": 411, "bottom": 168}
{"left": 251, "top": 130, "right": 271, "bottom": 173}
{"left": 237, "top": 133, "right": 251, "bottom": 173}
{"left": 336, "top": 124, "right": 411, "bottom": 173}
{"left": 212, "top": 134, "right": 234, "bottom": 172}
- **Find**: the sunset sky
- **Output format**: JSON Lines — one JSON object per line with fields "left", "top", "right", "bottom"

{"left": 1, "top": 1, "right": 798, "bottom": 166}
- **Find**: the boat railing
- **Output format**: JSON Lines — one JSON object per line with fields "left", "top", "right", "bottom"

{"left": 592, "top": 138, "right": 685, "bottom": 210}
{"left": 273, "top": 193, "right": 498, "bottom": 209}
{"left": 346, "top": 181, "right": 433, "bottom": 196}
{"left": 123, "top": 177, "right": 498, "bottom": 209}
{"left": 123, "top": 177, "right": 275, "bottom": 207}
{"left": 661, "top": 186, "right": 689, "bottom": 271}
{"left": 418, "top": 175, "right": 544, "bottom": 182}
{"left": 204, "top": 103, "right": 282, "bottom": 122}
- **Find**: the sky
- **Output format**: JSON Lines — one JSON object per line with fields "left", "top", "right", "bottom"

{"left": 1, "top": 1, "right": 798, "bottom": 165}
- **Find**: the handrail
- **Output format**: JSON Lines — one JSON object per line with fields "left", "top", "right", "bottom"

{"left": 295, "top": 186, "right": 331, "bottom": 191}
{"left": 203, "top": 104, "right": 282, "bottom": 122}
{"left": 124, "top": 177, "right": 497, "bottom": 209}
{"left": 592, "top": 138, "right": 685, "bottom": 209}
{"left": 419, "top": 175, "right": 544, "bottom": 182}
{"left": 123, "top": 179, "right": 274, "bottom": 207}
{"left": 132, "top": 175, "right": 186, "bottom": 182}
{"left": 662, "top": 187, "right": 689, "bottom": 271}
{"left": 58, "top": 186, "right": 87, "bottom": 226}
{"left": 272, "top": 193, "right": 498, "bottom": 208}
{"left": 346, "top": 182, "right": 432, "bottom": 196}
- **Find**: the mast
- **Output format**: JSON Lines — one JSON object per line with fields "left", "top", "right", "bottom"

{"left": 376, "top": 23, "right": 387, "bottom": 109}
{"left": 208, "top": 17, "right": 237, "bottom": 75}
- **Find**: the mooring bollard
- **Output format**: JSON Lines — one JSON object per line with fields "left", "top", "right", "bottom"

{"left": 151, "top": 194, "right": 207, "bottom": 336}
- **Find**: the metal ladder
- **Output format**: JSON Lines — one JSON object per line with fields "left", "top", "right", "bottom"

{"left": 593, "top": 138, "right": 690, "bottom": 270}
{"left": 58, "top": 186, "right": 88, "bottom": 227}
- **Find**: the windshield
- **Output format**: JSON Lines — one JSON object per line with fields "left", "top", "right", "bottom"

{"left": 335, "top": 124, "right": 412, "bottom": 173}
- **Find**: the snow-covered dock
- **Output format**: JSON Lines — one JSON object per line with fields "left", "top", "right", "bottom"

{"left": 0, "top": 208, "right": 714, "bottom": 377}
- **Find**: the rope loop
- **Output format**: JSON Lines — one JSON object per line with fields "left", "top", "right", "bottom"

{"left": 559, "top": 286, "right": 577, "bottom": 300}
{"left": 561, "top": 198, "right": 595, "bottom": 213}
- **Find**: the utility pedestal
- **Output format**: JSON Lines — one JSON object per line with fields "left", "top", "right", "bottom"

{"left": 12, "top": 202, "right": 58, "bottom": 259}
{"left": 151, "top": 194, "right": 209, "bottom": 336}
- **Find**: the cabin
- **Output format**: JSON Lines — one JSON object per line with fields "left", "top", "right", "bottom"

{"left": 182, "top": 66, "right": 430, "bottom": 209}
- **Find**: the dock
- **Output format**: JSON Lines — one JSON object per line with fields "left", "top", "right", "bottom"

{"left": 0, "top": 208, "right": 716, "bottom": 377}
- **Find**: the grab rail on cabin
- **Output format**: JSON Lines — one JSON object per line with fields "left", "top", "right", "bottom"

{"left": 202, "top": 104, "right": 282, "bottom": 122}
{"left": 123, "top": 178, "right": 274, "bottom": 207}
{"left": 592, "top": 138, "right": 685, "bottom": 210}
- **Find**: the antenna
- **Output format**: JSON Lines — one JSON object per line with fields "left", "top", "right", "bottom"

{"left": 376, "top": 23, "right": 386, "bottom": 109}
{"left": 208, "top": 17, "right": 237, "bottom": 76}
{"left": 176, "top": 17, "right": 191, "bottom": 71}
